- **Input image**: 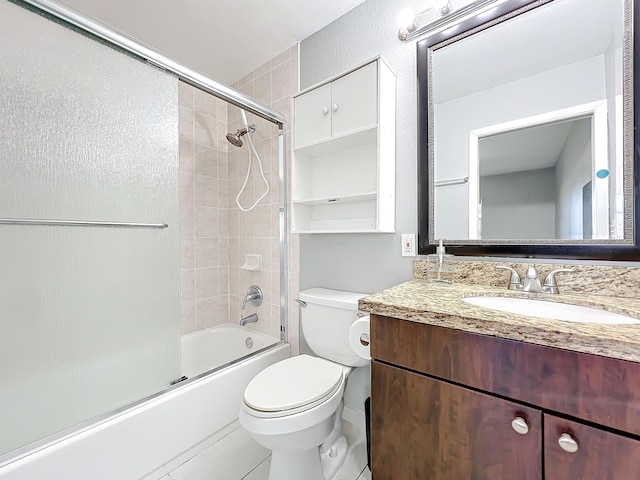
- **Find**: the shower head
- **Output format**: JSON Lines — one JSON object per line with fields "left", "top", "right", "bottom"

{"left": 226, "top": 131, "right": 244, "bottom": 147}
{"left": 225, "top": 124, "right": 256, "bottom": 148}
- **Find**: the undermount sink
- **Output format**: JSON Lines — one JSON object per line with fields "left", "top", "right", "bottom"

{"left": 462, "top": 296, "right": 640, "bottom": 325}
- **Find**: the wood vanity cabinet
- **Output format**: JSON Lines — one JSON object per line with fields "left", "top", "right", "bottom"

{"left": 370, "top": 314, "right": 640, "bottom": 480}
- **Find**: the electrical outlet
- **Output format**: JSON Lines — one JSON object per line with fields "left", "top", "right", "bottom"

{"left": 401, "top": 233, "right": 416, "bottom": 257}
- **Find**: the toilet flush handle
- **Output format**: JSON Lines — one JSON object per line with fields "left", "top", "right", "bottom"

{"left": 294, "top": 299, "right": 307, "bottom": 307}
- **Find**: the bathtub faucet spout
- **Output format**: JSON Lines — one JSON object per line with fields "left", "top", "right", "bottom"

{"left": 240, "top": 313, "right": 258, "bottom": 326}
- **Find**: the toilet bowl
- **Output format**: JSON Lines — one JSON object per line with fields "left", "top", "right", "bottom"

{"left": 239, "top": 288, "right": 369, "bottom": 480}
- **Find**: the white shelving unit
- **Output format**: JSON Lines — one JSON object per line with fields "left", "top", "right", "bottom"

{"left": 291, "top": 58, "right": 396, "bottom": 233}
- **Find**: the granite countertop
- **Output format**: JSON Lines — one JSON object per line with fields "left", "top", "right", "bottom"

{"left": 359, "top": 280, "right": 640, "bottom": 362}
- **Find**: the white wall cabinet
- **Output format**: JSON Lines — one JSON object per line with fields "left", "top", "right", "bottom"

{"left": 292, "top": 58, "right": 396, "bottom": 233}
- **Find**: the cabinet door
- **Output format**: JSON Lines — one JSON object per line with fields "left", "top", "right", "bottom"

{"left": 371, "top": 361, "right": 542, "bottom": 480}
{"left": 330, "top": 61, "right": 377, "bottom": 137}
{"left": 545, "top": 415, "right": 640, "bottom": 479}
{"left": 293, "top": 83, "right": 331, "bottom": 147}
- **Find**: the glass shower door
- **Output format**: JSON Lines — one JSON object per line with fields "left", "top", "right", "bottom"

{"left": 0, "top": 1, "right": 180, "bottom": 456}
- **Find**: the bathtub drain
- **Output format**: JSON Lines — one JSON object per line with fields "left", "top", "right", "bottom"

{"left": 245, "top": 337, "right": 254, "bottom": 349}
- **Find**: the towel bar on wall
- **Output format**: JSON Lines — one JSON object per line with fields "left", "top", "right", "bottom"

{"left": 0, "top": 218, "right": 169, "bottom": 228}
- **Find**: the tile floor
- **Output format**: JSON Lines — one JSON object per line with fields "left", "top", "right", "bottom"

{"left": 242, "top": 417, "right": 370, "bottom": 480}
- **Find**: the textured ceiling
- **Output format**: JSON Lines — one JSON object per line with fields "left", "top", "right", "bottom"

{"left": 57, "top": 0, "right": 368, "bottom": 85}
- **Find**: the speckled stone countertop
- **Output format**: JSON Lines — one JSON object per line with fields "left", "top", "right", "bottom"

{"left": 359, "top": 280, "right": 640, "bottom": 363}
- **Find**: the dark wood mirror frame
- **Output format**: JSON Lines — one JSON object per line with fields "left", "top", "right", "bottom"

{"left": 417, "top": 0, "right": 640, "bottom": 260}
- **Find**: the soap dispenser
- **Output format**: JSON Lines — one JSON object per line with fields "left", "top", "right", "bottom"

{"left": 427, "top": 239, "right": 455, "bottom": 284}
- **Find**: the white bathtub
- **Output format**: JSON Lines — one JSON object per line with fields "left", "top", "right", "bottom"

{"left": 182, "top": 323, "right": 279, "bottom": 379}
{"left": 0, "top": 326, "right": 289, "bottom": 480}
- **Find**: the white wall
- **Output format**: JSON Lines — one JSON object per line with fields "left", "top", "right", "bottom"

{"left": 299, "top": 0, "right": 426, "bottom": 293}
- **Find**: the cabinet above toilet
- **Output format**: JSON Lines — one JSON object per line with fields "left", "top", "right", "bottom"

{"left": 291, "top": 57, "right": 396, "bottom": 233}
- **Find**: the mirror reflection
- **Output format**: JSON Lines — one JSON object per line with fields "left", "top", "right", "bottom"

{"left": 430, "top": 0, "right": 628, "bottom": 243}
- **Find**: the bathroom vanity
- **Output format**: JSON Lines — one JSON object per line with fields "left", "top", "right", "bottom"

{"left": 360, "top": 265, "right": 640, "bottom": 480}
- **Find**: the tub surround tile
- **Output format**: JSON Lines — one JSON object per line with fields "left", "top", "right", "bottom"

{"left": 178, "top": 42, "right": 299, "bottom": 348}
{"left": 193, "top": 88, "right": 218, "bottom": 118}
{"left": 178, "top": 81, "right": 194, "bottom": 109}
{"left": 194, "top": 144, "right": 217, "bottom": 178}
{"left": 179, "top": 140, "right": 195, "bottom": 173}
{"left": 360, "top": 280, "right": 640, "bottom": 363}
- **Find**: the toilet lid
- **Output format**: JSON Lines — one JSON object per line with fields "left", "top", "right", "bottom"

{"left": 244, "top": 355, "right": 344, "bottom": 413}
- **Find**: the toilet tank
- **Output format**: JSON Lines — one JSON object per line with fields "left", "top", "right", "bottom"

{"left": 298, "top": 288, "right": 369, "bottom": 368}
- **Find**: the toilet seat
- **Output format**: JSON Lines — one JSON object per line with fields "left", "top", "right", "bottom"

{"left": 243, "top": 355, "right": 344, "bottom": 419}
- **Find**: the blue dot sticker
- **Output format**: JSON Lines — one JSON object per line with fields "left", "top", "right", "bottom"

{"left": 596, "top": 169, "right": 610, "bottom": 179}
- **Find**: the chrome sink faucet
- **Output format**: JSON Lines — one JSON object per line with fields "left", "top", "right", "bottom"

{"left": 496, "top": 265, "right": 573, "bottom": 294}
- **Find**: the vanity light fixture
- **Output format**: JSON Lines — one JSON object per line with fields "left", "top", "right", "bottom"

{"left": 398, "top": 0, "right": 502, "bottom": 42}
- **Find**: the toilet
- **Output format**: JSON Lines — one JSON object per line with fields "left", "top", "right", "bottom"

{"left": 239, "top": 288, "right": 370, "bottom": 480}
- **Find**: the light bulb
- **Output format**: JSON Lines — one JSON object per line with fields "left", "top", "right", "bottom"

{"left": 433, "top": 0, "right": 452, "bottom": 15}
{"left": 397, "top": 8, "right": 416, "bottom": 29}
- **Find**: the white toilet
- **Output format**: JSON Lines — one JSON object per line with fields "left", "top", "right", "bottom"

{"left": 239, "top": 288, "right": 370, "bottom": 480}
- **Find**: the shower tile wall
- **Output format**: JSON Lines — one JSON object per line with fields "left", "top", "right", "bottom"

{"left": 229, "top": 43, "right": 300, "bottom": 354}
{"left": 178, "top": 43, "right": 300, "bottom": 354}
{"left": 179, "top": 83, "right": 230, "bottom": 334}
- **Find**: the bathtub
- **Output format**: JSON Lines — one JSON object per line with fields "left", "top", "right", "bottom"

{"left": 182, "top": 323, "right": 280, "bottom": 379}
{"left": 0, "top": 325, "right": 289, "bottom": 480}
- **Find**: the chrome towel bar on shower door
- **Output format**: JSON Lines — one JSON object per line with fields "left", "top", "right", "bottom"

{"left": 0, "top": 218, "right": 169, "bottom": 228}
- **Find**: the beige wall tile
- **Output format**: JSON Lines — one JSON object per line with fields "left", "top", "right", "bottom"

{"left": 194, "top": 112, "right": 217, "bottom": 148}
{"left": 217, "top": 99, "right": 228, "bottom": 122}
{"left": 253, "top": 205, "right": 271, "bottom": 237}
{"left": 218, "top": 207, "right": 230, "bottom": 239}
{"left": 253, "top": 72, "right": 271, "bottom": 106}
{"left": 271, "top": 60, "right": 291, "bottom": 103}
{"left": 179, "top": 106, "right": 194, "bottom": 143}
{"left": 196, "top": 238, "right": 219, "bottom": 268}
{"left": 271, "top": 48, "right": 290, "bottom": 69}
{"left": 181, "top": 237, "right": 195, "bottom": 270}
{"left": 253, "top": 237, "right": 272, "bottom": 271}
{"left": 217, "top": 179, "right": 229, "bottom": 210}
{"left": 238, "top": 209, "right": 255, "bottom": 238}
{"left": 194, "top": 207, "right": 218, "bottom": 237}
{"left": 195, "top": 175, "right": 218, "bottom": 207}
{"left": 179, "top": 172, "right": 195, "bottom": 206}
{"left": 179, "top": 205, "right": 195, "bottom": 237}
{"left": 178, "top": 81, "right": 194, "bottom": 109}
{"left": 196, "top": 267, "right": 219, "bottom": 300}
{"left": 218, "top": 237, "right": 230, "bottom": 267}
{"left": 196, "top": 297, "right": 219, "bottom": 330}
{"left": 194, "top": 89, "right": 218, "bottom": 118}
{"left": 218, "top": 151, "right": 229, "bottom": 180}
{"left": 181, "top": 269, "right": 195, "bottom": 303}
{"left": 238, "top": 71, "right": 253, "bottom": 87}
{"left": 180, "top": 140, "right": 195, "bottom": 174}
{"left": 218, "top": 266, "right": 229, "bottom": 297}
{"left": 195, "top": 145, "right": 217, "bottom": 178}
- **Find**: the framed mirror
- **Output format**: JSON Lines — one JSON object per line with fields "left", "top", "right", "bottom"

{"left": 417, "top": 0, "right": 639, "bottom": 259}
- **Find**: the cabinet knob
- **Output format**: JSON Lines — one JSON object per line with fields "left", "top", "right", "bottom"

{"left": 332, "top": 104, "right": 338, "bottom": 112}
{"left": 322, "top": 106, "right": 329, "bottom": 115}
{"left": 511, "top": 417, "right": 529, "bottom": 435}
{"left": 558, "top": 433, "right": 579, "bottom": 453}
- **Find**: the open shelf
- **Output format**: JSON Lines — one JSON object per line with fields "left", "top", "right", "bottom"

{"left": 292, "top": 191, "right": 377, "bottom": 206}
